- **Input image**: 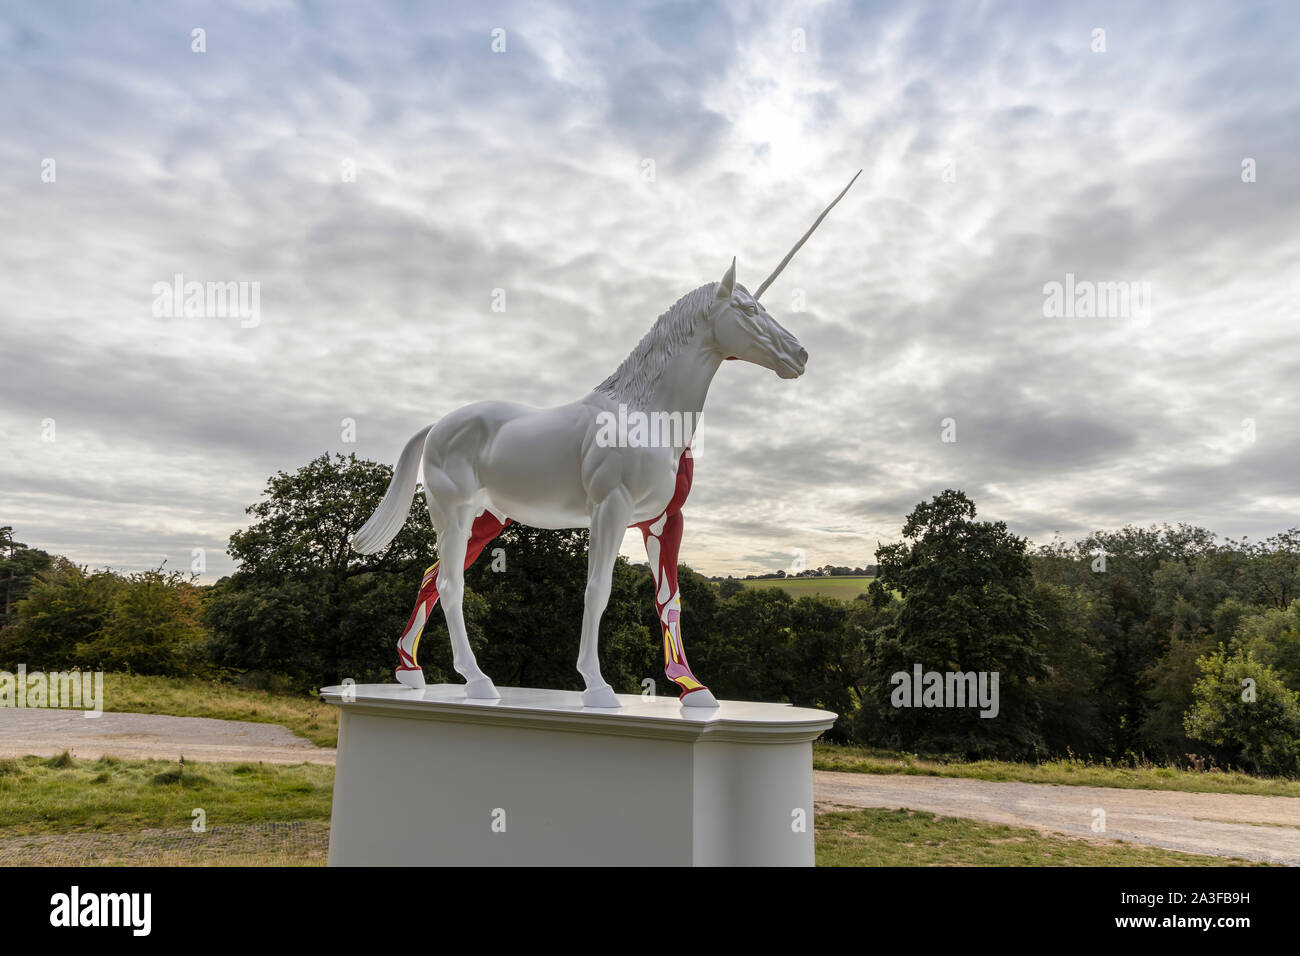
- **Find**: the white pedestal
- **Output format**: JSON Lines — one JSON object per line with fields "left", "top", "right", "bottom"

{"left": 319, "top": 683, "right": 836, "bottom": 867}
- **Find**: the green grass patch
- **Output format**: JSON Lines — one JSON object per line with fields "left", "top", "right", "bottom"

{"left": 0, "top": 754, "right": 334, "bottom": 835}
{"left": 814, "top": 742, "right": 1300, "bottom": 797}
{"left": 815, "top": 808, "right": 1266, "bottom": 866}
{"left": 738, "top": 576, "right": 874, "bottom": 600}
{"left": 99, "top": 673, "right": 338, "bottom": 747}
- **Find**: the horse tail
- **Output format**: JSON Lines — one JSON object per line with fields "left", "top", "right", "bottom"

{"left": 351, "top": 425, "right": 433, "bottom": 554}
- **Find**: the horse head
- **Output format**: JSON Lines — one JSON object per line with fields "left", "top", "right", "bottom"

{"left": 708, "top": 260, "right": 807, "bottom": 379}
{"left": 706, "top": 169, "right": 861, "bottom": 380}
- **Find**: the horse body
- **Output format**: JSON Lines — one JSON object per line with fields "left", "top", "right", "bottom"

{"left": 446, "top": 395, "right": 682, "bottom": 530}
{"left": 354, "top": 268, "right": 795, "bottom": 708}
{"left": 352, "top": 171, "right": 858, "bottom": 709}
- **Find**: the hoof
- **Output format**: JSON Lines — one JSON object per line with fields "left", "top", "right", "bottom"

{"left": 395, "top": 667, "right": 425, "bottom": 689}
{"left": 582, "top": 684, "right": 621, "bottom": 709}
{"left": 681, "top": 687, "right": 719, "bottom": 708}
{"left": 464, "top": 677, "right": 501, "bottom": 700}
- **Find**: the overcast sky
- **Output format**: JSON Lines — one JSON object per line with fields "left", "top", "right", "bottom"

{"left": 2, "top": 0, "right": 1297, "bottom": 582}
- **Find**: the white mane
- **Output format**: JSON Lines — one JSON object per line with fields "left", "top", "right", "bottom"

{"left": 595, "top": 281, "right": 719, "bottom": 409}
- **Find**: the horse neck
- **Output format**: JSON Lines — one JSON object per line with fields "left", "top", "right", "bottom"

{"left": 646, "top": 334, "right": 722, "bottom": 434}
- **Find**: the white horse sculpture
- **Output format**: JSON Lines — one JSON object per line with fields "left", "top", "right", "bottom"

{"left": 352, "top": 173, "right": 859, "bottom": 708}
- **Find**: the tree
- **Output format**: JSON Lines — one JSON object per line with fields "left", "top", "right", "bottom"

{"left": 1233, "top": 599, "right": 1300, "bottom": 693}
{"left": 1239, "top": 530, "right": 1300, "bottom": 610}
{"left": 1029, "top": 578, "right": 1109, "bottom": 756}
{"left": 857, "top": 490, "right": 1047, "bottom": 758}
{"left": 1184, "top": 647, "right": 1300, "bottom": 777}
{"left": 787, "top": 594, "right": 862, "bottom": 737}
{"left": 204, "top": 453, "right": 438, "bottom": 688}
{"left": 1138, "top": 556, "right": 1240, "bottom": 758}
{"left": 75, "top": 568, "right": 209, "bottom": 675}
{"left": 0, "top": 559, "right": 124, "bottom": 669}
{"left": 1035, "top": 523, "right": 1226, "bottom": 756}
{"left": 0, "top": 527, "right": 53, "bottom": 626}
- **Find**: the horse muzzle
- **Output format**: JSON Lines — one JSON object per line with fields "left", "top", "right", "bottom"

{"left": 776, "top": 347, "right": 808, "bottom": 379}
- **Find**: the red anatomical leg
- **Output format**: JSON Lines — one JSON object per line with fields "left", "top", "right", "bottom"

{"left": 633, "top": 450, "right": 708, "bottom": 699}
{"left": 396, "top": 511, "right": 511, "bottom": 679}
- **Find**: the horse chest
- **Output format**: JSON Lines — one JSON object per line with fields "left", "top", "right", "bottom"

{"left": 577, "top": 443, "right": 675, "bottom": 516}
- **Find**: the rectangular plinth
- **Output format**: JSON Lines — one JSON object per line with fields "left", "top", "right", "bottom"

{"left": 320, "top": 684, "right": 836, "bottom": 866}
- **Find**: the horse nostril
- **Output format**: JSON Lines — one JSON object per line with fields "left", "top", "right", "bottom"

{"left": 798, "top": 348, "right": 808, "bottom": 364}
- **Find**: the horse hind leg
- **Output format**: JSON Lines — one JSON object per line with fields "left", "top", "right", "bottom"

{"left": 395, "top": 563, "right": 439, "bottom": 688}
{"left": 393, "top": 512, "right": 510, "bottom": 689}
{"left": 428, "top": 492, "right": 500, "bottom": 699}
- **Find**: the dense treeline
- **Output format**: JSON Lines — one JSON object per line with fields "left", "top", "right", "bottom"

{"left": 2, "top": 456, "right": 1298, "bottom": 775}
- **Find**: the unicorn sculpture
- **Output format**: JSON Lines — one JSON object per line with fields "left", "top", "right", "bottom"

{"left": 352, "top": 172, "right": 860, "bottom": 708}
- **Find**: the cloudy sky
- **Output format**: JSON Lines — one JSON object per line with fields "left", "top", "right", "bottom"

{"left": 2, "top": 0, "right": 1297, "bottom": 582}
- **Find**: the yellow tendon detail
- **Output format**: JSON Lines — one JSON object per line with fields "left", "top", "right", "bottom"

{"left": 662, "top": 627, "right": 678, "bottom": 665}
{"left": 408, "top": 561, "right": 441, "bottom": 665}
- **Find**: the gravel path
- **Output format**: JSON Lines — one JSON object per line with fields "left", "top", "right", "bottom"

{"left": 815, "top": 771, "right": 1300, "bottom": 865}
{"left": 0, "top": 708, "right": 334, "bottom": 764}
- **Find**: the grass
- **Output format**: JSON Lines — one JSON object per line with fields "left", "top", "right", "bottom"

{"left": 815, "top": 808, "right": 1266, "bottom": 866}
{"left": 0, "top": 753, "right": 334, "bottom": 835}
{"left": 99, "top": 673, "right": 339, "bottom": 747}
{"left": 738, "top": 575, "right": 875, "bottom": 600}
{"left": 814, "top": 742, "right": 1300, "bottom": 798}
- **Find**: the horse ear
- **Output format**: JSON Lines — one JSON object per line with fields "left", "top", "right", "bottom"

{"left": 716, "top": 257, "right": 736, "bottom": 299}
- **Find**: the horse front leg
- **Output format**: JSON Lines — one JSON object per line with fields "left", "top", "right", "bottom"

{"left": 639, "top": 508, "right": 718, "bottom": 707}
{"left": 577, "top": 490, "right": 633, "bottom": 708}
{"left": 635, "top": 449, "right": 717, "bottom": 707}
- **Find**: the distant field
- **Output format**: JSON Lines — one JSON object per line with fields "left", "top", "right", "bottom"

{"left": 736, "top": 575, "right": 874, "bottom": 600}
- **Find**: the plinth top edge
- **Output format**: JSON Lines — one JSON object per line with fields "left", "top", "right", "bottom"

{"left": 319, "top": 683, "right": 836, "bottom": 741}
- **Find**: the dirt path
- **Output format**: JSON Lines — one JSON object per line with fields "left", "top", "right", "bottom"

{"left": 815, "top": 771, "right": 1300, "bottom": 865}
{"left": 0, "top": 708, "right": 334, "bottom": 764}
